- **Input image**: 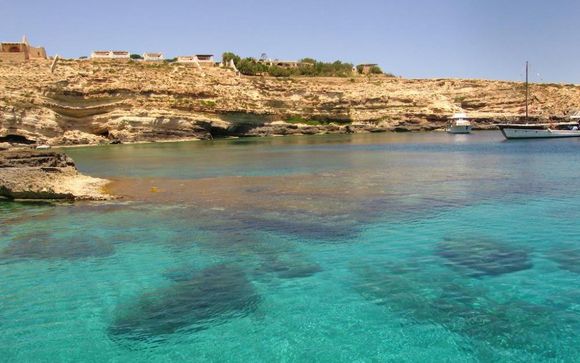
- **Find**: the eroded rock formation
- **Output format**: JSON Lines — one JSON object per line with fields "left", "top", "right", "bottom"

{"left": 1, "top": 60, "right": 580, "bottom": 145}
{"left": 0, "top": 149, "right": 111, "bottom": 200}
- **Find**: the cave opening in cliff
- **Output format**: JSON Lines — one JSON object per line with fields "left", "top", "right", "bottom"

{"left": 0, "top": 134, "right": 36, "bottom": 144}
{"left": 209, "top": 126, "right": 231, "bottom": 138}
{"left": 95, "top": 130, "right": 110, "bottom": 138}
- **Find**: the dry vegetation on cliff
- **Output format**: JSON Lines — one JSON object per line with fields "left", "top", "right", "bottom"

{"left": 1, "top": 59, "right": 580, "bottom": 146}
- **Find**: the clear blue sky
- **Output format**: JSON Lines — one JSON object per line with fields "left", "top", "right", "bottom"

{"left": 2, "top": 0, "right": 580, "bottom": 83}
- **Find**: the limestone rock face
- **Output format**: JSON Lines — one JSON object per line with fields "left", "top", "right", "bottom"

{"left": 0, "top": 150, "right": 110, "bottom": 200}
{"left": 1, "top": 60, "right": 579, "bottom": 145}
{"left": 0, "top": 149, "right": 75, "bottom": 168}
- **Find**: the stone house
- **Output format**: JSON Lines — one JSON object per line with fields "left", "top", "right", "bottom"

{"left": 0, "top": 36, "right": 47, "bottom": 62}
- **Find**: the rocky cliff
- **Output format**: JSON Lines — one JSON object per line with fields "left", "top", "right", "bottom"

{"left": 1, "top": 60, "right": 580, "bottom": 146}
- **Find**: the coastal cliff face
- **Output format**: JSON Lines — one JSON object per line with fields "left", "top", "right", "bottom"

{"left": 1, "top": 60, "right": 580, "bottom": 145}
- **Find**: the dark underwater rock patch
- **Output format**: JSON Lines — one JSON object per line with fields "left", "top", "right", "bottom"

{"left": 1, "top": 232, "right": 115, "bottom": 260}
{"left": 238, "top": 213, "right": 357, "bottom": 241}
{"left": 162, "top": 265, "right": 199, "bottom": 282}
{"left": 352, "top": 262, "right": 579, "bottom": 359}
{"left": 546, "top": 245, "right": 580, "bottom": 274}
{"left": 257, "top": 255, "right": 322, "bottom": 279}
{"left": 436, "top": 236, "right": 532, "bottom": 277}
{"left": 109, "top": 264, "right": 260, "bottom": 341}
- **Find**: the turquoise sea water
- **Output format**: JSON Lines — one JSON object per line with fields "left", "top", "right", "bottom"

{"left": 1, "top": 132, "right": 580, "bottom": 362}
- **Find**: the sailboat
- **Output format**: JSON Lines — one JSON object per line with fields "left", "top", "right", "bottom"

{"left": 497, "top": 62, "right": 580, "bottom": 139}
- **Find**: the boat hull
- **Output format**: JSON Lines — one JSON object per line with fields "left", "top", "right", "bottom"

{"left": 499, "top": 126, "right": 580, "bottom": 139}
{"left": 447, "top": 125, "right": 472, "bottom": 134}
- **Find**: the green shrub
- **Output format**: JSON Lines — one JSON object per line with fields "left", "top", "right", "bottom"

{"left": 286, "top": 117, "right": 321, "bottom": 125}
{"left": 200, "top": 100, "right": 217, "bottom": 108}
{"left": 130, "top": 54, "right": 143, "bottom": 60}
{"left": 268, "top": 66, "right": 292, "bottom": 77}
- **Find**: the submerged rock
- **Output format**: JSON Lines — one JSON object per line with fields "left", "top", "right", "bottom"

{"left": 109, "top": 264, "right": 260, "bottom": 341}
{"left": 546, "top": 245, "right": 580, "bottom": 274}
{"left": 257, "top": 255, "right": 322, "bottom": 279}
{"left": 436, "top": 236, "right": 532, "bottom": 277}
{"left": 1, "top": 232, "right": 115, "bottom": 260}
{"left": 238, "top": 213, "right": 357, "bottom": 241}
{"left": 353, "top": 261, "right": 579, "bottom": 359}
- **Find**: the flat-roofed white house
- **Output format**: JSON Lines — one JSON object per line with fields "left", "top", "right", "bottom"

{"left": 195, "top": 54, "right": 214, "bottom": 67}
{"left": 176, "top": 56, "right": 196, "bottom": 63}
{"left": 90, "top": 50, "right": 130, "bottom": 60}
{"left": 90, "top": 50, "right": 111, "bottom": 59}
{"left": 143, "top": 52, "right": 164, "bottom": 61}
{"left": 111, "top": 51, "right": 130, "bottom": 59}
{"left": 176, "top": 55, "right": 215, "bottom": 67}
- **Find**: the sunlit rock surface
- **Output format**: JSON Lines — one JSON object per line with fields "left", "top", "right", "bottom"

{"left": 2, "top": 60, "right": 580, "bottom": 146}
{"left": 0, "top": 150, "right": 111, "bottom": 200}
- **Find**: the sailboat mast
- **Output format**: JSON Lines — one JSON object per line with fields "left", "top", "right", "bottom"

{"left": 525, "top": 61, "right": 529, "bottom": 120}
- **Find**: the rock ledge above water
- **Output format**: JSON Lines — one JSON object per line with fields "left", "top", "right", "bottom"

{"left": 0, "top": 150, "right": 112, "bottom": 200}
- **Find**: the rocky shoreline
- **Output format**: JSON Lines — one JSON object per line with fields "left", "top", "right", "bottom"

{"left": 0, "top": 149, "right": 112, "bottom": 200}
{"left": 2, "top": 60, "right": 579, "bottom": 147}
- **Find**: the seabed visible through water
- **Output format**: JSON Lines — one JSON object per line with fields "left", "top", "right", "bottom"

{"left": 1, "top": 132, "right": 579, "bottom": 362}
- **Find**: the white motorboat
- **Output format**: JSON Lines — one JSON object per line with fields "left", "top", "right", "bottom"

{"left": 447, "top": 113, "right": 472, "bottom": 134}
{"left": 498, "top": 62, "right": 580, "bottom": 139}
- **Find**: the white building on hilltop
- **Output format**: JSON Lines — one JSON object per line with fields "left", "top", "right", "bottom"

{"left": 90, "top": 50, "right": 130, "bottom": 60}
{"left": 176, "top": 54, "right": 215, "bottom": 67}
{"left": 143, "top": 52, "right": 164, "bottom": 61}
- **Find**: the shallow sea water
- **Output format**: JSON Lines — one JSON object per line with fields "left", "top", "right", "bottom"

{"left": 1, "top": 132, "right": 580, "bottom": 362}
